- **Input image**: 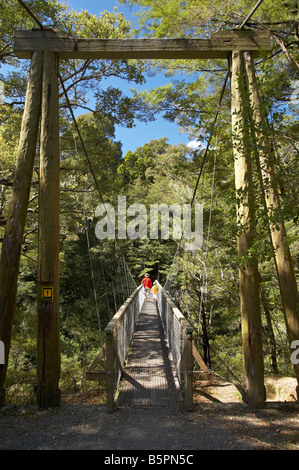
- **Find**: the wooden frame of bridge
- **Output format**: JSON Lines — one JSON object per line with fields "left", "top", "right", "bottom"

{"left": 14, "top": 29, "right": 271, "bottom": 60}
{"left": 2, "top": 27, "right": 298, "bottom": 410}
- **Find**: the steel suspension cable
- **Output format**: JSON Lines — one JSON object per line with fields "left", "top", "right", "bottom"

{"left": 60, "top": 79, "right": 137, "bottom": 306}
{"left": 190, "top": 71, "right": 229, "bottom": 207}
{"left": 59, "top": 76, "right": 106, "bottom": 206}
{"left": 239, "top": 0, "right": 265, "bottom": 28}
{"left": 199, "top": 131, "right": 218, "bottom": 318}
{"left": 15, "top": 0, "right": 266, "bottom": 299}
{"left": 165, "top": 72, "right": 229, "bottom": 289}
{"left": 15, "top": 0, "right": 138, "bottom": 323}
{"left": 16, "top": 0, "right": 44, "bottom": 29}
{"left": 85, "top": 216, "right": 102, "bottom": 332}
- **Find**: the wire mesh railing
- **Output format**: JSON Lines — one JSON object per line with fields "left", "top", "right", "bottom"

{"left": 87, "top": 279, "right": 195, "bottom": 411}
{"left": 106, "top": 285, "right": 144, "bottom": 402}
{"left": 86, "top": 284, "right": 144, "bottom": 411}
{"left": 156, "top": 280, "right": 194, "bottom": 410}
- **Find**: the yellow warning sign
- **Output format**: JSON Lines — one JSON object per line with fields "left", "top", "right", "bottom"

{"left": 42, "top": 286, "right": 53, "bottom": 302}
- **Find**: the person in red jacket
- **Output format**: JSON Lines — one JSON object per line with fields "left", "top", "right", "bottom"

{"left": 141, "top": 273, "right": 152, "bottom": 302}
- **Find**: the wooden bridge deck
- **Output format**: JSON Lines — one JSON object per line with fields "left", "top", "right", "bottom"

{"left": 117, "top": 299, "right": 181, "bottom": 406}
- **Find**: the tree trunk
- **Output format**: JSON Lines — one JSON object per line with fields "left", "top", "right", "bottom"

{"left": 260, "top": 283, "right": 279, "bottom": 374}
{"left": 200, "top": 301, "right": 211, "bottom": 368}
{"left": 244, "top": 52, "right": 299, "bottom": 396}
{"left": 37, "top": 51, "right": 61, "bottom": 409}
{"left": 231, "top": 50, "right": 265, "bottom": 408}
{"left": 0, "top": 51, "right": 43, "bottom": 405}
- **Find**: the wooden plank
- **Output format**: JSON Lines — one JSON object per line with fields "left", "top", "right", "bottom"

{"left": 14, "top": 29, "right": 271, "bottom": 60}
{"left": 192, "top": 344, "right": 210, "bottom": 372}
{"left": 105, "top": 333, "right": 115, "bottom": 412}
{"left": 86, "top": 343, "right": 106, "bottom": 372}
{"left": 184, "top": 332, "right": 193, "bottom": 411}
{"left": 117, "top": 301, "right": 180, "bottom": 406}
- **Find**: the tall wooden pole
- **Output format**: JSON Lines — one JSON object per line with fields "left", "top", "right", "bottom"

{"left": 231, "top": 51, "right": 265, "bottom": 407}
{"left": 244, "top": 52, "right": 299, "bottom": 397}
{"left": 0, "top": 51, "right": 43, "bottom": 406}
{"left": 37, "top": 51, "right": 61, "bottom": 409}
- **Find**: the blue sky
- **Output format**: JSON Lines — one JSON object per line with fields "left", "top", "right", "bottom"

{"left": 63, "top": 0, "right": 197, "bottom": 156}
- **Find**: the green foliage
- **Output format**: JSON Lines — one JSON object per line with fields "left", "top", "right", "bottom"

{"left": 117, "top": 0, "right": 299, "bottom": 383}
{"left": 1, "top": 0, "right": 298, "bottom": 403}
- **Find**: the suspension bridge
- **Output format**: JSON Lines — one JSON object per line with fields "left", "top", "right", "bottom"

{"left": 85, "top": 279, "right": 199, "bottom": 412}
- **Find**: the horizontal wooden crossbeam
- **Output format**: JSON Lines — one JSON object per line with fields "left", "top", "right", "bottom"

{"left": 14, "top": 29, "right": 271, "bottom": 60}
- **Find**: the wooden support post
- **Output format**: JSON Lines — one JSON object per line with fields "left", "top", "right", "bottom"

{"left": 106, "top": 333, "right": 115, "bottom": 412}
{"left": 184, "top": 326, "right": 194, "bottom": 411}
{"left": 231, "top": 51, "right": 265, "bottom": 408}
{"left": 0, "top": 51, "right": 43, "bottom": 405}
{"left": 244, "top": 52, "right": 299, "bottom": 397}
{"left": 37, "top": 51, "right": 61, "bottom": 409}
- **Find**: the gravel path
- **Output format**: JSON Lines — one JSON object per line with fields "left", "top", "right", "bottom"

{"left": 2, "top": 300, "right": 296, "bottom": 453}
{"left": 0, "top": 400, "right": 298, "bottom": 451}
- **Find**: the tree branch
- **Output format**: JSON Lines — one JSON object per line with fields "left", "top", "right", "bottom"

{"left": 271, "top": 32, "right": 299, "bottom": 72}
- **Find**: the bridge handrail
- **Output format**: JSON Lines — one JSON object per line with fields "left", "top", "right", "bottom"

{"left": 86, "top": 284, "right": 144, "bottom": 411}
{"left": 87, "top": 280, "right": 194, "bottom": 411}
{"left": 104, "top": 284, "right": 143, "bottom": 336}
{"left": 156, "top": 280, "right": 193, "bottom": 410}
{"left": 104, "top": 284, "right": 144, "bottom": 410}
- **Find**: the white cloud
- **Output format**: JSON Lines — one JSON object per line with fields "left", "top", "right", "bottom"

{"left": 187, "top": 140, "right": 202, "bottom": 150}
